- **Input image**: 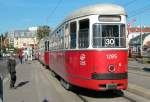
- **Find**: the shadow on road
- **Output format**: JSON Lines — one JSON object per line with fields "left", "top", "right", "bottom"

{"left": 42, "top": 99, "right": 49, "bottom": 102}
{"left": 143, "top": 67, "right": 150, "bottom": 72}
{"left": 15, "top": 81, "right": 29, "bottom": 89}
{"left": 72, "top": 86, "right": 124, "bottom": 98}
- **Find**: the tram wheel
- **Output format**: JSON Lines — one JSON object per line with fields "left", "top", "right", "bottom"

{"left": 60, "top": 79, "right": 72, "bottom": 90}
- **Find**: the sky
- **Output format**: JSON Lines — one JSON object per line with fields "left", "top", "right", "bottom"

{"left": 0, "top": 0, "right": 150, "bottom": 34}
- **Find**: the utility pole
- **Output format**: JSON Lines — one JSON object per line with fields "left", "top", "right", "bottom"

{"left": 140, "top": 15, "right": 143, "bottom": 57}
{"left": 140, "top": 26, "right": 142, "bottom": 57}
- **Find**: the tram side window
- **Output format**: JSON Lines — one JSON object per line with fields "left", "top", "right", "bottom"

{"left": 79, "top": 19, "right": 89, "bottom": 48}
{"left": 120, "top": 24, "right": 126, "bottom": 47}
{"left": 47, "top": 41, "right": 49, "bottom": 51}
{"left": 45, "top": 41, "right": 47, "bottom": 51}
{"left": 65, "top": 24, "right": 70, "bottom": 49}
{"left": 60, "top": 27, "right": 64, "bottom": 49}
{"left": 70, "top": 22, "right": 76, "bottom": 49}
{"left": 45, "top": 41, "right": 49, "bottom": 51}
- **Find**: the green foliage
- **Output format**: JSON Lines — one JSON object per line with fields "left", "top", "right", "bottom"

{"left": 37, "top": 25, "right": 51, "bottom": 42}
{"left": 13, "top": 47, "right": 19, "bottom": 53}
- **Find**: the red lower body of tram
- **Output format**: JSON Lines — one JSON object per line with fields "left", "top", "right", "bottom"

{"left": 44, "top": 51, "right": 49, "bottom": 66}
{"left": 39, "top": 51, "right": 49, "bottom": 67}
{"left": 48, "top": 50, "right": 128, "bottom": 91}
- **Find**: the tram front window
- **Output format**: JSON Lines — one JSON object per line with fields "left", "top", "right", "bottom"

{"left": 93, "top": 24, "right": 126, "bottom": 48}
{"left": 102, "top": 25, "right": 119, "bottom": 47}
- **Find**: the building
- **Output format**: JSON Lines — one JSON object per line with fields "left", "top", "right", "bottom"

{"left": 13, "top": 27, "right": 38, "bottom": 60}
{"left": 14, "top": 29, "right": 37, "bottom": 48}
{"left": 6, "top": 27, "right": 38, "bottom": 49}
{"left": 128, "top": 27, "right": 150, "bottom": 57}
{"left": 7, "top": 31, "right": 15, "bottom": 47}
{"left": 128, "top": 27, "right": 150, "bottom": 41}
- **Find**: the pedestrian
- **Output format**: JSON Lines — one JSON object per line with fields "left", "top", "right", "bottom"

{"left": 7, "top": 54, "right": 17, "bottom": 89}
{"left": 18, "top": 54, "right": 23, "bottom": 64}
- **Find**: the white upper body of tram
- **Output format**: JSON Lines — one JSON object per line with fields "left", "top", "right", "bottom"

{"left": 49, "top": 3, "right": 127, "bottom": 51}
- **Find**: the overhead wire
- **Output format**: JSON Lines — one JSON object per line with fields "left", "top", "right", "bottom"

{"left": 45, "top": 0, "right": 63, "bottom": 24}
{"left": 44, "top": 0, "right": 149, "bottom": 24}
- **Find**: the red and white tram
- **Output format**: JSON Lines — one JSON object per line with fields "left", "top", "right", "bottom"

{"left": 41, "top": 4, "right": 128, "bottom": 91}
{"left": 38, "top": 37, "right": 50, "bottom": 67}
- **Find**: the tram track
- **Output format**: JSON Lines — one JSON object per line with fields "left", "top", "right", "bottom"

{"left": 113, "top": 90, "right": 136, "bottom": 102}
{"left": 74, "top": 88, "right": 140, "bottom": 102}
{"left": 128, "top": 69, "right": 150, "bottom": 77}
{"left": 76, "top": 89, "right": 150, "bottom": 102}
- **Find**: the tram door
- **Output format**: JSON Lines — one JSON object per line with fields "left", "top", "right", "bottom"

{"left": 77, "top": 19, "right": 92, "bottom": 78}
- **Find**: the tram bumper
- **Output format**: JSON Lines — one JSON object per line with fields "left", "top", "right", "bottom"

{"left": 68, "top": 73, "right": 128, "bottom": 91}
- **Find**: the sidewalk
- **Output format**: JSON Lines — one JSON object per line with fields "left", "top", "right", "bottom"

{"left": 3, "top": 61, "right": 64, "bottom": 102}
{"left": 3, "top": 61, "right": 82, "bottom": 102}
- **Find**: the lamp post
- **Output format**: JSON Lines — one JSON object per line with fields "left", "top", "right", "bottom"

{"left": 140, "top": 18, "right": 142, "bottom": 57}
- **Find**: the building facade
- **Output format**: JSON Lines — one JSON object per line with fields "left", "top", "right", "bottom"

{"left": 128, "top": 27, "right": 150, "bottom": 41}
{"left": 128, "top": 27, "right": 150, "bottom": 57}
{"left": 6, "top": 27, "right": 38, "bottom": 49}
{"left": 14, "top": 29, "right": 37, "bottom": 48}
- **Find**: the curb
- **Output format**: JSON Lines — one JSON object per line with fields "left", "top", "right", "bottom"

{"left": 128, "top": 83, "right": 150, "bottom": 100}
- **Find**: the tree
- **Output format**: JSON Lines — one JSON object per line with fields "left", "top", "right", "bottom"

{"left": 37, "top": 25, "right": 51, "bottom": 42}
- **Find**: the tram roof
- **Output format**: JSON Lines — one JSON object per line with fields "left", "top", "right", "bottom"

{"left": 65, "top": 4, "right": 126, "bottom": 21}
{"left": 50, "top": 4, "right": 126, "bottom": 35}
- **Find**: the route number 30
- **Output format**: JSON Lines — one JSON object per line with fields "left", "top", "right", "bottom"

{"left": 105, "top": 38, "right": 115, "bottom": 46}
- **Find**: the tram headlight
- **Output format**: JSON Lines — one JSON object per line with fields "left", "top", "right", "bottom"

{"left": 108, "top": 64, "right": 115, "bottom": 72}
